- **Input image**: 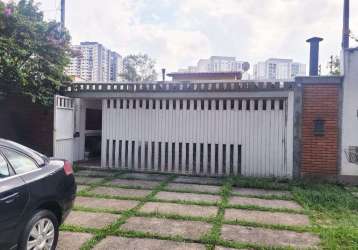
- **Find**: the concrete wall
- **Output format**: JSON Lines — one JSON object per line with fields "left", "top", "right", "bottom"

{"left": 341, "top": 48, "right": 358, "bottom": 176}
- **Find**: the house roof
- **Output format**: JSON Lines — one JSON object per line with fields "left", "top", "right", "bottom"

{"left": 167, "top": 71, "right": 243, "bottom": 77}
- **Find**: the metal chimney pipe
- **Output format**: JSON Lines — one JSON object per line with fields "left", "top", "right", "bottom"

{"left": 61, "top": 0, "right": 65, "bottom": 30}
{"left": 161, "top": 68, "right": 166, "bottom": 82}
{"left": 342, "top": 0, "right": 350, "bottom": 49}
{"left": 306, "top": 37, "right": 323, "bottom": 76}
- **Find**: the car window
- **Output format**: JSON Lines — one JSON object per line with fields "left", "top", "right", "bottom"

{"left": 2, "top": 140, "right": 47, "bottom": 165}
{"left": 2, "top": 148, "right": 38, "bottom": 175}
{"left": 0, "top": 154, "right": 10, "bottom": 179}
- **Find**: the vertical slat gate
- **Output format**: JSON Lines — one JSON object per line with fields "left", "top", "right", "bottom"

{"left": 101, "top": 96, "right": 290, "bottom": 177}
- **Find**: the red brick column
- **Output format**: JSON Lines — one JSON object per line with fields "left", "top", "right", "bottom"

{"left": 301, "top": 83, "right": 340, "bottom": 176}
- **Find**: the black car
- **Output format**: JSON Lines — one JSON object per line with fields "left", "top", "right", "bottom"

{"left": 0, "top": 139, "right": 76, "bottom": 250}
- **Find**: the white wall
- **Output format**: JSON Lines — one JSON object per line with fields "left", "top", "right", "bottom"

{"left": 341, "top": 48, "right": 358, "bottom": 176}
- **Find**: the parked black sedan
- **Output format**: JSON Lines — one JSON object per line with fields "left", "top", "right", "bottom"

{"left": 0, "top": 139, "right": 76, "bottom": 250}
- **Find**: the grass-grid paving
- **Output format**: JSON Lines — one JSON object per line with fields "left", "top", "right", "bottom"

{"left": 62, "top": 174, "right": 177, "bottom": 249}
{"left": 58, "top": 231, "right": 93, "bottom": 250}
{"left": 62, "top": 173, "right": 357, "bottom": 249}
{"left": 72, "top": 174, "right": 310, "bottom": 250}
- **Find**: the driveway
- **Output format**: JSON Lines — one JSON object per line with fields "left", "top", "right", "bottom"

{"left": 56, "top": 170, "right": 320, "bottom": 250}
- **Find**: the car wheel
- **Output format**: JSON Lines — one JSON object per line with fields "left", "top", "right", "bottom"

{"left": 18, "top": 210, "right": 59, "bottom": 250}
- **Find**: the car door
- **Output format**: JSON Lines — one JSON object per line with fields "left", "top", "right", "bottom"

{"left": 0, "top": 151, "right": 29, "bottom": 249}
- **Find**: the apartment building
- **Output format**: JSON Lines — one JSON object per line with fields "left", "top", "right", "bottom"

{"left": 253, "top": 58, "right": 306, "bottom": 80}
{"left": 66, "top": 42, "right": 123, "bottom": 82}
{"left": 179, "top": 56, "right": 250, "bottom": 73}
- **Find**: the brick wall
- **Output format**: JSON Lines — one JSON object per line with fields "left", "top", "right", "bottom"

{"left": 0, "top": 95, "right": 53, "bottom": 156}
{"left": 301, "top": 84, "right": 340, "bottom": 176}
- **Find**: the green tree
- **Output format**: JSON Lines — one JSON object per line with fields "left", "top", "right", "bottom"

{"left": 0, "top": 0, "right": 72, "bottom": 106}
{"left": 327, "top": 55, "right": 341, "bottom": 76}
{"left": 123, "top": 54, "right": 157, "bottom": 82}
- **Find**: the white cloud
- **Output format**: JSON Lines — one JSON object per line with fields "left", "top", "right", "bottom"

{"left": 5, "top": 0, "right": 358, "bottom": 74}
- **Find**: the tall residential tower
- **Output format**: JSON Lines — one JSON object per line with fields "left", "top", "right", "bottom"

{"left": 66, "top": 42, "right": 123, "bottom": 82}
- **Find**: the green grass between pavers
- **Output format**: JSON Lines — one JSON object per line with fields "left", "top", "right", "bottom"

{"left": 291, "top": 183, "right": 358, "bottom": 249}
{"left": 72, "top": 205, "right": 124, "bottom": 215}
{"left": 78, "top": 191, "right": 147, "bottom": 202}
{"left": 162, "top": 187, "right": 220, "bottom": 195}
{"left": 147, "top": 197, "right": 219, "bottom": 206}
{"left": 76, "top": 175, "right": 177, "bottom": 250}
{"left": 134, "top": 211, "right": 215, "bottom": 223}
{"left": 232, "top": 176, "right": 290, "bottom": 190}
{"left": 232, "top": 177, "right": 358, "bottom": 249}
{"left": 63, "top": 174, "right": 358, "bottom": 249}
{"left": 100, "top": 182, "right": 161, "bottom": 190}
{"left": 202, "top": 178, "right": 233, "bottom": 250}
{"left": 223, "top": 203, "right": 306, "bottom": 214}
{"left": 230, "top": 193, "right": 294, "bottom": 201}
{"left": 222, "top": 219, "right": 313, "bottom": 233}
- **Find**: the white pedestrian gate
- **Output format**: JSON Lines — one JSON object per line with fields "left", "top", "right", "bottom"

{"left": 53, "top": 95, "right": 75, "bottom": 162}
{"left": 101, "top": 97, "right": 293, "bottom": 177}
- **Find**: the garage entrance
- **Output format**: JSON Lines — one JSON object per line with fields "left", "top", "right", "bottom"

{"left": 63, "top": 82, "right": 294, "bottom": 178}
{"left": 102, "top": 97, "right": 291, "bottom": 177}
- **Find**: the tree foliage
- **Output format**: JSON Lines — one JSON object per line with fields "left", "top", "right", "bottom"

{"left": 123, "top": 54, "right": 157, "bottom": 82}
{"left": 327, "top": 55, "right": 340, "bottom": 76}
{"left": 0, "top": 0, "right": 72, "bottom": 105}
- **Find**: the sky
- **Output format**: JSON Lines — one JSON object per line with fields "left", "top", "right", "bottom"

{"left": 5, "top": 0, "right": 358, "bottom": 74}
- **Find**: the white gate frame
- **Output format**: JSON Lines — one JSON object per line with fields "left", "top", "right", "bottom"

{"left": 53, "top": 95, "right": 75, "bottom": 162}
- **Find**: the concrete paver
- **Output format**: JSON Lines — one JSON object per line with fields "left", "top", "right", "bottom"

{"left": 221, "top": 224, "right": 320, "bottom": 248}
{"left": 75, "top": 196, "right": 139, "bottom": 211}
{"left": 228, "top": 196, "right": 303, "bottom": 210}
{"left": 215, "top": 247, "right": 251, "bottom": 250}
{"left": 140, "top": 202, "right": 218, "bottom": 218}
{"left": 121, "top": 217, "right": 212, "bottom": 240}
{"left": 224, "top": 208, "right": 310, "bottom": 226}
{"left": 155, "top": 191, "right": 221, "bottom": 203}
{"left": 173, "top": 176, "right": 224, "bottom": 185}
{"left": 75, "top": 176, "right": 105, "bottom": 185}
{"left": 93, "top": 236, "right": 206, "bottom": 250}
{"left": 110, "top": 178, "right": 161, "bottom": 189}
{"left": 232, "top": 188, "right": 291, "bottom": 197}
{"left": 90, "top": 186, "right": 151, "bottom": 198}
{"left": 64, "top": 211, "right": 119, "bottom": 229}
{"left": 57, "top": 232, "right": 92, "bottom": 250}
{"left": 166, "top": 183, "right": 221, "bottom": 193}
{"left": 119, "top": 172, "right": 169, "bottom": 181}
{"left": 75, "top": 170, "right": 115, "bottom": 177}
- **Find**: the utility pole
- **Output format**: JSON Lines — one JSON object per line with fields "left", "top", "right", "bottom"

{"left": 60, "top": 0, "right": 65, "bottom": 30}
{"left": 342, "top": 0, "right": 349, "bottom": 49}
